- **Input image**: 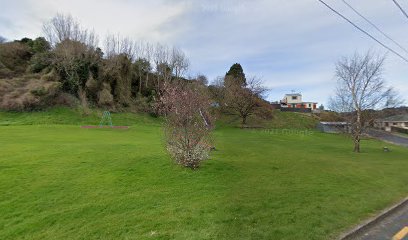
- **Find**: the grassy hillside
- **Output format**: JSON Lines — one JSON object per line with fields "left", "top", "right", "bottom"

{"left": 1, "top": 107, "right": 318, "bottom": 129}
{"left": 0, "top": 107, "right": 161, "bottom": 127}
{"left": 216, "top": 111, "right": 318, "bottom": 129}
{"left": 1, "top": 109, "right": 408, "bottom": 239}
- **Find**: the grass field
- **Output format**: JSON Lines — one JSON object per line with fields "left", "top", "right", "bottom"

{"left": 1, "top": 108, "right": 408, "bottom": 239}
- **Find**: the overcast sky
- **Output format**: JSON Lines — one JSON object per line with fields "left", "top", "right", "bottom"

{"left": 1, "top": 0, "right": 407, "bottom": 106}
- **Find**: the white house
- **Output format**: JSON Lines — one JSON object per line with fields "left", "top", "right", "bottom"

{"left": 280, "top": 93, "right": 318, "bottom": 110}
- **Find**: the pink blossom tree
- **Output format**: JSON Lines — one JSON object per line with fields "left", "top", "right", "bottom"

{"left": 160, "top": 81, "right": 213, "bottom": 169}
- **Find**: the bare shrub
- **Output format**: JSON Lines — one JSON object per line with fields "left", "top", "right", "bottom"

{"left": 41, "top": 68, "right": 60, "bottom": 82}
{"left": 78, "top": 87, "right": 90, "bottom": 114}
{"left": 0, "top": 42, "right": 32, "bottom": 74}
{"left": 130, "top": 95, "right": 151, "bottom": 113}
{"left": 43, "top": 13, "right": 98, "bottom": 47}
{"left": 0, "top": 76, "right": 61, "bottom": 110}
{"left": 160, "top": 81, "right": 213, "bottom": 169}
{"left": 98, "top": 82, "right": 114, "bottom": 107}
{"left": 53, "top": 92, "right": 78, "bottom": 107}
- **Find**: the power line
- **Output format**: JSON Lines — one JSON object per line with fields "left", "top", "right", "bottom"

{"left": 391, "top": 0, "right": 408, "bottom": 20}
{"left": 317, "top": 0, "right": 408, "bottom": 63}
{"left": 342, "top": 0, "right": 408, "bottom": 55}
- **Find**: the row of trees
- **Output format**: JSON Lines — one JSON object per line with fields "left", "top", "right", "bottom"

{"left": 0, "top": 14, "right": 198, "bottom": 112}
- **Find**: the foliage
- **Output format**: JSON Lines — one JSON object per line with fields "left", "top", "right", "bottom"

{"left": 196, "top": 74, "right": 208, "bottom": 85}
{"left": 160, "top": 81, "right": 213, "bottom": 169}
{"left": 32, "top": 37, "right": 51, "bottom": 53}
{"left": 225, "top": 63, "right": 246, "bottom": 86}
{"left": 97, "top": 82, "right": 114, "bottom": 107}
{"left": 132, "top": 58, "right": 151, "bottom": 95}
{"left": 224, "top": 76, "right": 266, "bottom": 125}
{"left": 28, "top": 51, "right": 54, "bottom": 73}
{"left": 0, "top": 76, "right": 61, "bottom": 110}
{"left": 0, "top": 41, "right": 32, "bottom": 74}
{"left": 100, "top": 54, "right": 132, "bottom": 106}
{"left": 53, "top": 39, "right": 101, "bottom": 95}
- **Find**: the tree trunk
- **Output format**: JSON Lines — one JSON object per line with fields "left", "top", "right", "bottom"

{"left": 353, "top": 134, "right": 360, "bottom": 152}
{"left": 241, "top": 115, "right": 247, "bottom": 126}
{"left": 354, "top": 110, "right": 362, "bottom": 153}
{"left": 138, "top": 75, "right": 142, "bottom": 94}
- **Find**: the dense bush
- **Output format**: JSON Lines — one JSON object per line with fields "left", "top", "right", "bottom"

{"left": 0, "top": 76, "right": 61, "bottom": 110}
{"left": 28, "top": 52, "right": 54, "bottom": 73}
{"left": 0, "top": 42, "right": 32, "bottom": 74}
{"left": 97, "top": 82, "right": 114, "bottom": 107}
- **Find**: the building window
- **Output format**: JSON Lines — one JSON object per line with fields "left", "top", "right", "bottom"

{"left": 292, "top": 96, "right": 297, "bottom": 100}
{"left": 308, "top": 104, "right": 311, "bottom": 108}
{"left": 393, "top": 123, "right": 397, "bottom": 126}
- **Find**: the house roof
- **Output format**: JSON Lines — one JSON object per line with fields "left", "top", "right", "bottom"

{"left": 285, "top": 93, "right": 301, "bottom": 96}
{"left": 380, "top": 114, "right": 408, "bottom": 122}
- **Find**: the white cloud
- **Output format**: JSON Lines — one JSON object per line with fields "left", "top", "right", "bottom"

{"left": 0, "top": 0, "right": 407, "bottom": 106}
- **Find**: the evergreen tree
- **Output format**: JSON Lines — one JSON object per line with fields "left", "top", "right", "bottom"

{"left": 225, "top": 63, "right": 246, "bottom": 86}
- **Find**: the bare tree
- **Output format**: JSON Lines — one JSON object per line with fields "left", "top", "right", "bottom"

{"left": 160, "top": 81, "right": 213, "bottom": 169}
{"left": 104, "top": 34, "right": 135, "bottom": 60}
{"left": 208, "top": 76, "right": 225, "bottom": 105}
{"left": 153, "top": 43, "right": 174, "bottom": 93}
{"left": 133, "top": 41, "right": 154, "bottom": 93}
{"left": 329, "top": 51, "right": 403, "bottom": 152}
{"left": 196, "top": 74, "right": 208, "bottom": 85}
{"left": 225, "top": 76, "right": 266, "bottom": 125}
{"left": 171, "top": 46, "right": 189, "bottom": 79}
{"left": 143, "top": 42, "right": 154, "bottom": 89}
{"left": 43, "top": 13, "right": 98, "bottom": 47}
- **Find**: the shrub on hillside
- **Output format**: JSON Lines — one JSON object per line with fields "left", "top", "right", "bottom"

{"left": 98, "top": 82, "right": 114, "bottom": 107}
{"left": 41, "top": 68, "right": 60, "bottom": 82}
{"left": 0, "top": 42, "right": 32, "bottom": 74}
{"left": 53, "top": 92, "right": 78, "bottom": 107}
{"left": 255, "top": 99, "right": 274, "bottom": 120}
{"left": 0, "top": 61, "right": 13, "bottom": 79}
{"left": 0, "top": 77, "right": 61, "bottom": 111}
{"left": 101, "top": 54, "right": 132, "bottom": 107}
{"left": 28, "top": 52, "right": 54, "bottom": 73}
{"left": 317, "top": 111, "right": 344, "bottom": 122}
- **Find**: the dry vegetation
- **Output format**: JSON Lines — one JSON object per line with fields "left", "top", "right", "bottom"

{"left": 0, "top": 75, "right": 62, "bottom": 110}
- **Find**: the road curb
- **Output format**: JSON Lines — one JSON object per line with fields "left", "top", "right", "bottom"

{"left": 338, "top": 196, "right": 408, "bottom": 240}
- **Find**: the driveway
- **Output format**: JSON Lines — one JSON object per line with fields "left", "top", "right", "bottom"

{"left": 366, "top": 129, "right": 408, "bottom": 147}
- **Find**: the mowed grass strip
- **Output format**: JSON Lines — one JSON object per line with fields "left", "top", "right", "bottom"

{"left": 1, "top": 112, "right": 408, "bottom": 239}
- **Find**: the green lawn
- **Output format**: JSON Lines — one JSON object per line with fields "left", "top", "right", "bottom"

{"left": 1, "top": 109, "right": 408, "bottom": 239}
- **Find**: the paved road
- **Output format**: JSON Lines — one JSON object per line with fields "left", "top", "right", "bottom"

{"left": 366, "top": 129, "right": 408, "bottom": 147}
{"left": 346, "top": 203, "right": 408, "bottom": 240}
